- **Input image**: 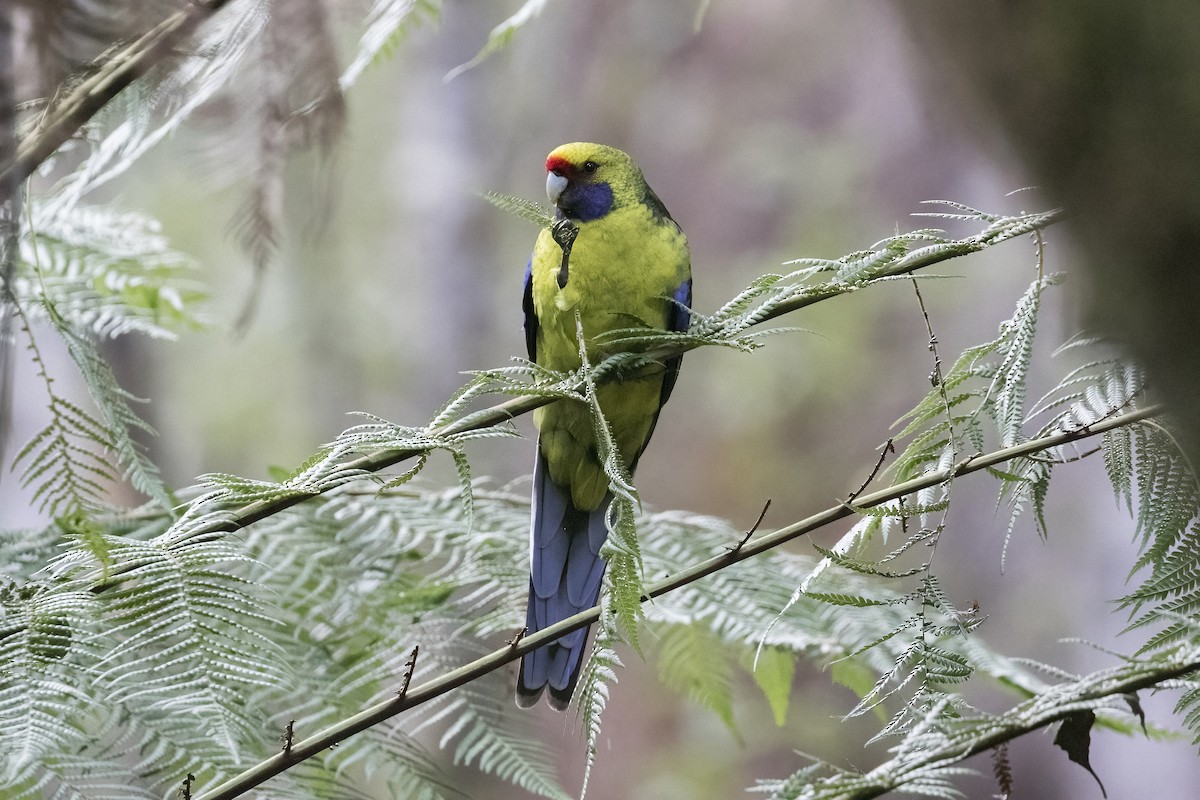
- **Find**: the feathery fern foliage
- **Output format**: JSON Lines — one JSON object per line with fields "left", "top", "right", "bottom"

{"left": 10, "top": 212, "right": 190, "bottom": 517}
{"left": 0, "top": 163, "right": 1141, "bottom": 800}
{"left": 18, "top": 201, "right": 204, "bottom": 339}
{"left": 12, "top": 304, "right": 123, "bottom": 518}
{"left": 6, "top": 2, "right": 1199, "bottom": 796}
{"left": 4, "top": 185, "right": 1194, "bottom": 799}
{"left": 444, "top": 0, "right": 557, "bottom": 81}
{"left": 754, "top": 207, "right": 1200, "bottom": 798}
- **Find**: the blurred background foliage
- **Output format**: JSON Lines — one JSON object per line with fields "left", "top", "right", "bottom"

{"left": 4, "top": 1, "right": 1200, "bottom": 797}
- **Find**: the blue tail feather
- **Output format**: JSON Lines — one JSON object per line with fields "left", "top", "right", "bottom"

{"left": 516, "top": 451, "right": 610, "bottom": 710}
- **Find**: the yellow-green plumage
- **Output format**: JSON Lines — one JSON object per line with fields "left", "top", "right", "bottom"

{"left": 517, "top": 143, "right": 691, "bottom": 709}
{"left": 529, "top": 158, "right": 688, "bottom": 508}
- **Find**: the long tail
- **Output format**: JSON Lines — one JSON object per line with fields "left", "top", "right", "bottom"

{"left": 516, "top": 452, "right": 609, "bottom": 710}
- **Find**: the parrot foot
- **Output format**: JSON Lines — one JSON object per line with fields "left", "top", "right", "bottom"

{"left": 551, "top": 218, "right": 579, "bottom": 289}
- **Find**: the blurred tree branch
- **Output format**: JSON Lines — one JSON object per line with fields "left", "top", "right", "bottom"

{"left": 0, "top": 5, "right": 19, "bottom": 463}
{"left": 0, "top": 0, "right": 233, "bottom": 200}
{"left": 897, "top": 1, "right": 1200, "bottom": 470}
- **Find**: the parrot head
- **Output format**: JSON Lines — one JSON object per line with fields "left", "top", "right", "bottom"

{"left": 544, "top": 142, "right": 647, "bottom": 222}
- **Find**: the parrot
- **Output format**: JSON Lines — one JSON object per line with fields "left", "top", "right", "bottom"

{"left": 516, "top": 143, "right": 692, "bottom": 709}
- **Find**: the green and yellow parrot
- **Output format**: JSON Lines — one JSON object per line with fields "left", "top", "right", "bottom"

{"left": 517, "top": 143, "right": 692, "bottom": 709}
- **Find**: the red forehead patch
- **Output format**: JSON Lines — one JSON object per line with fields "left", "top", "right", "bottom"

{"left": 545, "top": 154, "right": 572, "bottom": 174}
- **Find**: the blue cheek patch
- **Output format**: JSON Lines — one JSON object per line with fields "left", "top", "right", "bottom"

{"left": 567, "top": 182, "right": 614, "bottom": 222}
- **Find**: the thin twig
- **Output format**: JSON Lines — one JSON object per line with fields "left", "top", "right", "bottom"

{"left": 181, "top": 773, "right": 195, "bottom": 800}
{"left": 1029, "top": 445, "right": 1102, "bottom": 465}
{"left": 728, "top": 498, "right": 771, "bottom": 552}
{"left": 397, "top": 645, "right": 419, "bottom": 699}
{"left": 909, "top": 277, "right": 958, "bottom": 574}
{"left": 505, "top": 627, "right": 527, "bottom": 648}
{"left": 191, "top": 402, "right": 1159, "bottom": 800}
{"left": 848, "top": 439, "right": 895, "bottom": 502}
{"left": 279, "top": 721, "right": 294, "bottom": 756}
{"left": 911, "top": 278, "right": 950, "bottom": 420}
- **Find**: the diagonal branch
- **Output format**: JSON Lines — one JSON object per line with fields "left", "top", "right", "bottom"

{"left": 0, "top": 0, "right": 235, "bottom": 201}
{"left": 192, "top": 403, "right": 1160, "bottom": 800}
{"left": 89, "top": 209, "right": 1064, "bottom": 598}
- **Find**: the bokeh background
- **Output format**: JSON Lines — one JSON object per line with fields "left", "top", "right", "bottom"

{"left": 5, "top": 1, "right": 1200, "bottom": 797}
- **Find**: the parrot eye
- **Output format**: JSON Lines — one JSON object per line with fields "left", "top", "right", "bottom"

{"left": 581, "top": 160, "right": 599, "bottom": 174}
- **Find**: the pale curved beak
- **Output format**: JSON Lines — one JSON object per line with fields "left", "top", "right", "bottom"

{"left": 546, "top": 172, "right": 568, "bottom": 205}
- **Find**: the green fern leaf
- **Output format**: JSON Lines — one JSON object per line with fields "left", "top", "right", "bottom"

{"left": 576, "top": 614, "right": 621, "bottom": 800}
{"left": 341, "top": 0, "right": 443, "bottom": 88}
{"left": 750, "top": 646, "right": 795, "bottom": 727}
{"left": 481, "top": 191, "right": 554, "bottom": 229}
{"left": 44, "top": 302, "right": 173, "bottom": 511}
{"left": 656, "top": 623, "right": 738, "bottom": 733}
{"left": 19, "top": 202, "right": 205, "bottom": 339}
{"left": 0, "top": 583, "right": 102, "bottom": 778}
{"left": 445, "top": 0, "right": 554, "bottom": 81}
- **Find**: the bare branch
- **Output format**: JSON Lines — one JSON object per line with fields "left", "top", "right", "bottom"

{"left": 192, "top": 402, "right": 1159, "bottom": 800}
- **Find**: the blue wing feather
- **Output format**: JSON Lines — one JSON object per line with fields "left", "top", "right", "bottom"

{"left": 659, "top": 277, "right": 692, "bottom": 406}
{"left": 522, "top": 259, "right": 537, "bottom": 361}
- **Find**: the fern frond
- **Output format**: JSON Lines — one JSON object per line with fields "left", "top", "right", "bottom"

{"left": 1104, "top": 426, "right": 1135, "bottom": 511}
{"left": 81, "top": 531, "right": 283, "bottom": 759}
{"left": 655, "top": 622, "right": 738, "bottom": 732}
{"left": 19, "top": 201, "right": 204, "bottom": 339}
{"left": 12, "top": 306, "right": 116, "bottom": 517}
{"left": 445, "top": 0, "right": 555, "bottom": 81}
{"left": 981, "top": 275, "right": 1057, "bottom": 446}
{"left": 43, "top": 301, "right": 173, "bottom": 510}
{"left": 1122, "top": 524, "right": 1200, "bottom": 607}
{"left": 809, "top": 543, "right": 925, "bottom": 579}
{"left": 1128, "top": 423, "right": 1199, "bottom": 576}
{"left": 15, "top": 407, "right": 114, "bottom": 516}
{"left": 341, "top": 0, "right": 443, "bottom": 89}
{"left": 1028, "top": 359, "right": 1141, "bottom": 425}
{"left": 0, "top": 524, "right": 66, "bottom": 583}
{"left": 576, "top": 612, "right": 622, "bottom": 800}
{"left": 576, "top": 320, "right": 646, "bottom": 651}
{"left": 0, "top": 583, "right": 100, "bottom": 780}
{"left": 1176, "top": 680, "right": 1200, "bottom": 746}
{"left": 800, "top": 591, "right": 900, "bottom": 608}
{"left": 482, "top": 191, "right": 554, "bottom": 229}
{"left": 431, "top": 675, "right": 571, "bottom": 800}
